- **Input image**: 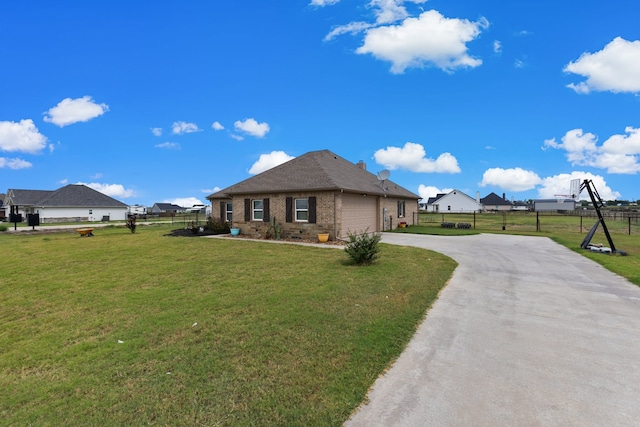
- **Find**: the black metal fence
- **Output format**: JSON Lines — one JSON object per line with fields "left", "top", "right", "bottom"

{"left": 413, "top": 210, "right": 640, "bottom": 235}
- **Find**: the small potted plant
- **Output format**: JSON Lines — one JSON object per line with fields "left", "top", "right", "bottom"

{"left": 230, "top": 222, "right": 240, "bottom": 236}
{"left": 317, "top": 233, "right": 330, "bottom": 243}
{"left": 399, "top": 221, "right": 407, "bottom": 228}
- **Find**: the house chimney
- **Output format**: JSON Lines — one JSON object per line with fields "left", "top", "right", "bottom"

{"left": 356, "top": 160, "right": 366, "bottom": 170}
{"left": 476, "top": 191, "right": 480, "bottom": 204}
{"left": 503, "top": 192, "right": 506, "bottom": 200}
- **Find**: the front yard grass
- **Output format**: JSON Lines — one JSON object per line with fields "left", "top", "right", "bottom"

{"left": 0, "top": 224, "right": 456, "bottom": 426}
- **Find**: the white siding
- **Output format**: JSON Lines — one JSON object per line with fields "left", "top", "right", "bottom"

{"left": 433, "top": 191, "right": 481, "bottom": 213}
{"left": 35, "top": 207, "right": 128, "bottom": 222}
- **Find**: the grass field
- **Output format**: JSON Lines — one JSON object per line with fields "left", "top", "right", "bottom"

{"left": 0, "top": 224, "right": 456, "bottom": 426}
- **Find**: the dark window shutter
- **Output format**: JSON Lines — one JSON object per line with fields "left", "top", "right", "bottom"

{"left": 286, "top": 197, "right": 293, "bottom": 223}
{"left": 220, "top": 201, "right": 225, "bottom": 220}
{"left": 244, "top": 198, "right": 250, "bottom": 221}
{"left": 263, "top": 198, "right": 270, "bottom": 222}
{"left": 308, "top": 196, "right": 316, "bottom": 224}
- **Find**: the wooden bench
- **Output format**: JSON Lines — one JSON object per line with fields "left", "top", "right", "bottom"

{"left": 76, "top": 228, "right": 94, "bottom": 237}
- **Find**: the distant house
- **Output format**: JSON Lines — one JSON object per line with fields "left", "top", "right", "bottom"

{"left": 480, "top": 192, "right": 513, "bottom": 211}
{"left": 425, "top": 190, "right": 482, "bottom": 213}
{"left": 0, "top": 193, "right": 5, "bottom": 220}
{"left": 4, "top": 184, "right": 128, "bottom": 223}
{"left": 533, "top": 198, "right": 577, "bottom": 212}
{"left": 207, "top": 149, "right": 420, "bottom": 239}
{"left": 151, "top": 203, "right": 183, "bottom": 214}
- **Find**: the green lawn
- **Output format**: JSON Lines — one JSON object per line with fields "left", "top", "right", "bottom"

{"left": 0, "top": 224, "right": 456, "bottom": 426}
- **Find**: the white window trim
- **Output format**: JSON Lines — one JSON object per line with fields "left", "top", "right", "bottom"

{"left": 295, "top": 198, "right": 309, "bottom": 222}
{"left": 225, "top": 202, "right": 233, "bottom": 222}
{"left": 397, "top": 201, "right": 406, "bottom": 218}
{"left": 252, "top": 200, "right": 263, "bottom": 221}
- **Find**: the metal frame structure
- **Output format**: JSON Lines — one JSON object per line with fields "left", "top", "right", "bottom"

{"left": 579, "top": 179, "right": 621, "bottom": 254}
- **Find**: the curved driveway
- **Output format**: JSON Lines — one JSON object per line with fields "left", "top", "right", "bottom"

{"left": 346, "top": 233, "right": 640, "bottom": 426}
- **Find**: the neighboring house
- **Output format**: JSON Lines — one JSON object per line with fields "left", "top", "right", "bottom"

{"left": 512, "top": 200, "right": 531, "bottom": 211}
{"left": 0, "top": 193, "right": 5, "bottom": 220}
{"left": 207, "top": 149, "right": 420, "bottom": 239}
{"left": 4, "top": 184, "right": 128, "bottom": 223}
{"left": 150, "top": 203, "right": 183, "bottom": 214}
{"left": 533, "top": 198, "right": 577, "bottom": 212}
{"left": 425, "top": 190, "right": 482, "bottom": 213}
{"left": 480, "top": 192, "right": 513, "bottom": 211}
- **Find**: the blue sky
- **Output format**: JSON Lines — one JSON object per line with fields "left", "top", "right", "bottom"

{"left": 2, "top": 0, "right": 640, "bottom": 207}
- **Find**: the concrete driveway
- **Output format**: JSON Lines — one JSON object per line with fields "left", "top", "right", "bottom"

{"left": 346, "top": 233, "right": 640, "bottom": 426}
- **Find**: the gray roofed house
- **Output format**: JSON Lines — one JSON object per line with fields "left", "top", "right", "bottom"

{"left": 5, "top": 184, "right": 128, "bottom": 223}
{"left": 150, "top": 203, "right": 183, "bottom": 214}
{"left": 480, "top": 192, "right": 514, "bottom": 211}
{"left": 207, "top": 149, "right": 420, "bottom": 239}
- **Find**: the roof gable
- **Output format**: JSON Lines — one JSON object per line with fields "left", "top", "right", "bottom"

{"left": 481, "top": 192, "right": 513, "bottom": 206}
{"left": 209, "top": 149, "right": 419, "bottom": 199}
{"left": 7, "top": 185, "right": 127, "bottom": 208}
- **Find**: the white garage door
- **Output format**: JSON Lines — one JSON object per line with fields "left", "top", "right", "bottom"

{"left": 341, "top": 194, "right": 378, "bottom": 237}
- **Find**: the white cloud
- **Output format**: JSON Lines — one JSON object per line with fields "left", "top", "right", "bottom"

{"left": 212, "top": 121, "right": 224, "bottom": 131}
{"left": 202, "top": 187, "right": 221, "bottom": 194}
{"left": 76, "top": 182, "right": 135, "bottom": 198}
{"left": 310, "top": 0, "right": 340, "bottom": 6}
{"left": 479, "top": 167, "right": 542, "bottom": 191}
{"left": 493, "top": 40, "right": 502, "bottom": 54}
{"left": 165, "top": 197, "right": 204, "bottom": 207}
{"left": 325, "top": 21, "right": 373, "bottom": 41}
{"left": 355, "top": 10, "right": 488, "bottom": 73}
{"left": 230, "top": 134, "right": 244, "bottom": 141}
{"left": 151, "top": 127, "right": 163, "bottom": 136}
{"left": 234, "top": 118, "right": 270, "bottom": 138}
{"left": 155, "top": 142, "right": 181, "bottom": 150}
{"left": 417, "top": 184, "right": 453, "bottom": 200}
{"left": 373, "top": 142, "right": 461, "bottom": 173}
{"left": 43, "top": 96, "right": 109, "bottom": 127}
{"left": 0, "top": 119, "right": 48, "bottom": 153}
{"left": 248, "top": 151, "right": 295, "bottom": 175}
{"left": 564, "top": 37, "right": 640, "bottom": 94}
{"left": 543, "top": 127, "right": 640, "bottom": 174}
{"left": 0, "top": 157, "right": 32, "bottom": 169}
{"left": 172, "top": 121, "right": 201, "bottom": 134}
{"left": 537, "top": 172, "right": 620, "bottom": 201}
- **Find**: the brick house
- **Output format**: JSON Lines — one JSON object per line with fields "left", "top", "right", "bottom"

{"left": 206, "top": 149, "right": 420, "bottom": 240}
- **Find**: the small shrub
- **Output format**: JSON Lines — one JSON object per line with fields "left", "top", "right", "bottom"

{"left": 344, "top": 230, "right": 381, "bottom": 265}
{"left": 126, "top": 216, "right": 137, "bottom": 233}
{"left": 0, "top": 224, "right": 8, "bottom": 232}
{"left": 205, "top": 217, "right": 231, "bottom": 234}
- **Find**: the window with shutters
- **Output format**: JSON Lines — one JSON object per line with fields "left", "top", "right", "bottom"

{"left": 225, "top": 202, "right": 233, "bottom": 221}
{"left": 252, "top": 199, "right": 263, "bottom": 221}
{"left": 295, "top": 198, "right": 308, "bottom": 222}
{"left": 397, "top": 200, "right": 406, "bottom": 218}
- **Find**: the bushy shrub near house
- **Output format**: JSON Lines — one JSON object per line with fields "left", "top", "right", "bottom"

{"left": 205, "top": 217, "right": 231, "bottom": 234}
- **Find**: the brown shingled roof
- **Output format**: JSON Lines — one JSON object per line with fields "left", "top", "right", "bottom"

{"left": 208, "top": 149, "right": 419, "bottom": 199}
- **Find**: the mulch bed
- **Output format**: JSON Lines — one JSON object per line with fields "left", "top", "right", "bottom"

{"left": 166, "top": 228, "right": 345, "bottom": 245}
{"left": 165, "top": 228, "right": 222, "bottom": 237}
